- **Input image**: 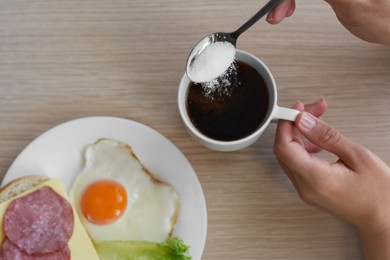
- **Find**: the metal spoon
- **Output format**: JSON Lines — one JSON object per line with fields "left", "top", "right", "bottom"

{"left": 186, "top": 0, "right": 283, "bottom": 82}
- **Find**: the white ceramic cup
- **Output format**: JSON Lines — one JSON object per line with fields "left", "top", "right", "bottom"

{"left": 178, "top": 49, "right": 299, "bottom": 152}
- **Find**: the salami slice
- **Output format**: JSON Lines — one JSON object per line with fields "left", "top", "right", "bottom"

{"left": 0, "top": 238, "right": 70, "bottom": 260}
{"left": 3, "top": 186, "right": 74, "bottom": 255}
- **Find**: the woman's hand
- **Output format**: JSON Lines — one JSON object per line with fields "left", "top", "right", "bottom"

{"left": 267, "top": 0, "right": 390, "bottom": 45}
{"left": 273, "top": 99, "right": 390, "bottom": 259}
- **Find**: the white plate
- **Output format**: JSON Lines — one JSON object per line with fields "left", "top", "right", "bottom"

{"left": 2, "top": 116, "right": 207, "bottom": 260}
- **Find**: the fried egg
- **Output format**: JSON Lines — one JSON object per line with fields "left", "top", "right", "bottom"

{"left": 69, "top": 139, "right": 180, "bottom": 242}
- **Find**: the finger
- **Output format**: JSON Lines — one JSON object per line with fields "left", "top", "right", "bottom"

{"left": 274, "top": 102, "right": 318, "bottom": 175}
{"left": 275, "top": 101, "right": 304, "bottom": 145}
{"left": 278, "top": 159, "right": 320, "bottom": 206}
{"left": 274, "top": 102, "right": 337, "bottom": 186}
{"left": 266, "top": 0, "right": 294, "bottom": 24}
{"left": 296, "top": 112, "right": 366, "bottom": 168}
{"left": 278, "top": 159, "right": 300, "bottom": 191}
{"left": 304, "top": 98, "right": 328, "bottom": 117}
{"left": 286, "top": 0, "right": 296, "bottom": 17}
{"left": 304, "top": 141, "right": 323, "bottom": 153}
{"left": 279, "top": 157, "right": 323, "bottom": 201}
{"left": 301, "top": 99, "right": 328, "bottom": 153}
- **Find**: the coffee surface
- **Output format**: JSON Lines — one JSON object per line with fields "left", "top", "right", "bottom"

{"left": 186, "top": 60, "right": 269, "bottom": 141}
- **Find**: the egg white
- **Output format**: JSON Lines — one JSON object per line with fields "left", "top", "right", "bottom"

{"left": 69, "top": 139, "right": 180, "bottom": 242}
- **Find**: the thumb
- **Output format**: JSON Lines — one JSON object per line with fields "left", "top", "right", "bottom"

{"left": 296, "top": 112, "right": 364, "bottom": 167}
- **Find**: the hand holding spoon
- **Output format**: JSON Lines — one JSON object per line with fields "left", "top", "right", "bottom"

{"left": 186, "top": 0, "right": 284, "bottom": 83}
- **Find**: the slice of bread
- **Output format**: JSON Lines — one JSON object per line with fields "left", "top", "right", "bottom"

{"left": 0, "top": 177, "right": 100, "bottom": 260}
{"left": 0, "top": 175, "right": 49, "bottom": 203}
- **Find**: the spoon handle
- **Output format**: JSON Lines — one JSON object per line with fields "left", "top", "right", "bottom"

{"left": 231, "top": 0, "right": 284, "bottom": 39}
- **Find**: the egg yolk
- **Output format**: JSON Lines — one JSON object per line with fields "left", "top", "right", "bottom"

{"left": 81, "top": 179, "right": 127, "bottom": 225}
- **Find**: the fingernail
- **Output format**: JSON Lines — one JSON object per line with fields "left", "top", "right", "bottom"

{"left": 300, "top": 112, "right": 317, "bottom": 130}
{"left": 296, "top": 100, "right": 303, "bottom": 106}
{"left": 266, "top": 11, "right": 274, "bottom": 22}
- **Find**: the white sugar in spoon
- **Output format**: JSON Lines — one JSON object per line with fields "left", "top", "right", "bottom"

{"left": 186, "top": 0, "right": 283, "bottom": 83}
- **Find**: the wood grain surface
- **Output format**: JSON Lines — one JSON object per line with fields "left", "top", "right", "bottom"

{"left": 1, "top": 0, "right": 390, "bottom": 259}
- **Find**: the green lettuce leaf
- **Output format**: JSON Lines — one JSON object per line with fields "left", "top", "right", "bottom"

{"left": 94, "top": 237, "right": 192, "bottom": 260}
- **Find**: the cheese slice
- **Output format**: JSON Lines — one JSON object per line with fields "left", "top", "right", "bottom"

{"left": 0, "top": 178, "right": 99, "bottom": 259}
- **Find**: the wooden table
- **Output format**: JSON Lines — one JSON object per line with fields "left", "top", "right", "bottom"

{"left": 1, "top": 0, "right": 389, "bottom": 259}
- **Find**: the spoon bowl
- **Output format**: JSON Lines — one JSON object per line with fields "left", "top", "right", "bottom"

{"left": 186, "top": 32, "right": 236, "bottom": 73}
{"left": 186, "top": 0, "right": 283, "bottom": 82}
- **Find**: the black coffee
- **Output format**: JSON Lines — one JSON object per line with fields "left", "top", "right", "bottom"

{"left": 186, "top": 60, "right": 270, "bottom": 141}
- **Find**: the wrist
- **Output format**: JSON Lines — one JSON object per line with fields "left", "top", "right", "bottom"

{"left": 359, "top": 228, "right": 390, "bottom": 260}
{"left": 354, "top": 206, "right": 390, "bottom": 236}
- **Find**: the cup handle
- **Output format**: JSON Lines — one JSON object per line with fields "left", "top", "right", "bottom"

{"left": 271, "top": 106, "right": 300, "bottom": 123}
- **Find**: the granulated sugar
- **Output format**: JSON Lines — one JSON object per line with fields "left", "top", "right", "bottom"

{"left": 200, "top": 60, "right": 239, "bottom": 98}
{"left": 188, "top": 41, "right": 235, "bottom": 83}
